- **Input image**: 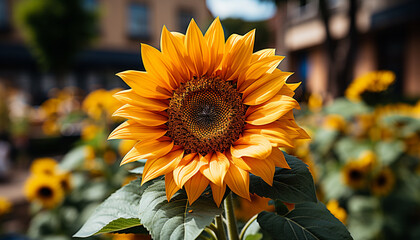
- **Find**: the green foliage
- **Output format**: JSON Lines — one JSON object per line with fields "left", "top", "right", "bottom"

{"left": 250, "top": 152, "right": 317, "bottom": 203}
{"left": 257, "top": 202, "right": 353, "bottom": 240}
{"left": 15, "top": 0, "right": 97, "bottom": 72}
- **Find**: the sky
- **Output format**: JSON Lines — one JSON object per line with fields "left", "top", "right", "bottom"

{"left": 206, "top": 0, "right": 277, "bottom": 21}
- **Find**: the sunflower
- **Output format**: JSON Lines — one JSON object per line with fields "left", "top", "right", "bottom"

{"left": 109, "top": 18, "right": 309, "bottom": 206}
{"left": 24, "top": 174, "right": 64, "bottom": 209}
{"left": 371, "top": 167, "right": 395, "bottom": 196}
{"left": 345, "top": 71, "right": 395, "bottom": 102}
{"left": 30, "top": 157, "right": 58, "bottom": 176}
{"left": 326, "top": 199, "right": 347, "bottom": 225}
{"left": 342, "top": 160, "right": 368, "bottom": 189}
{"left": 0, "top": 197, "right": 12, "bottom": 215}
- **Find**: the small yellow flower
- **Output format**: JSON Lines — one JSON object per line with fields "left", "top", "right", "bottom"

{"left": 308, "top": 93, "right": 323, "bottom": 112}
{"left": 371, "top": 167, "right": 395, "bottom": 196}
{"left": 345, "top": 71, "right": 395, "bottom": 102}
{"left": 81, "top": 124, "right": 101, "bottom": 141}
{"left": 30, "top": 158, "right": 58, "bottom": 176}
{"left": 57, "top": 171, "right": 73, "bottom": 193}
{"left": 82, "top": 89, "right": 123, "bottom": 121}
{"left": 324, "top": 114, "right": 347, "bottom": 132}
{"left": 24, "top": 175, "right": 64, "bottom": 209}
{"left": 326, "top": 200, "right": 347, "bottom": 225}
{"left": 342, "top": 160, "right": 368, "bottom": 189}
{"left": 42, "top": 118, "right": 60, "bottom": 136}
{"left": 358, "top": 151, "right": 377, "bottom": 170}
{"left": 0, "top": 197, "right": 12, "bottom": 215}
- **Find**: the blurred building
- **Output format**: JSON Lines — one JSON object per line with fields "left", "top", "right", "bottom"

{"left": 0, "top": 0, "right": 210, "bottom": 104}
{"left": 273, "top": 0, "right": 420, "bottom": 99}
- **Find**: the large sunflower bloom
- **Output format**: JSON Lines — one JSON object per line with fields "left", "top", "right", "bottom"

{"left": 109, "top": 18, "right": 309, "bottom": 206}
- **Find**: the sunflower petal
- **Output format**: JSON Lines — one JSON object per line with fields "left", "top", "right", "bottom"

{"left": 173, "top": 153, "right": 203, "bottom": 188}
{"left": 120, "top": 139, "right": 174, "bottom": 165}
{"left": 246, "top": 95, "right": 300, "bottom": 125}
{"left": 113, "top": 89, "right": 169, "bottom": 111}
{"left": 184, "top": 172, "right": 210, "bottom": 205}
{"left": 116, "top": 70, "right": 172, "bottom": 99}
{"left": 243, "top": 125, "right": 294, "bottom": 148}
{"left": 267, "top": 147, "right": 290, "bottom": 169}
{"left": 200, "top": 152, "right": 230, "bottom": 187}
{"left": 251, "top": 49, "right": 276, "bottom": 62}
{"left": 224, "top": 163, "right": 250, "bottom": 200}
{"left": 231, "top": 133, "right": 272, "bottom": 160}
{"left": 210, "top": 182, "right": 226, "bottom": 207}
{"left": 113, "top": 104, "right": 168, "bottom": 126}
{"left": 108, "top": 120, "right": 167, "bottom": 141}
{"left": 205, "top": 17, "right": 225, "bottom": 74}
{"left": 186, "top": 19, "right": 210, "bottom": 76}
{"left": 141, "top": 149, "right": 184, "bottom": 185}
{"left": 242, "top": 157, "right": 275, "bottom": 186}
{"left": 165, "top": 172, "right": 180, "bottom": 201}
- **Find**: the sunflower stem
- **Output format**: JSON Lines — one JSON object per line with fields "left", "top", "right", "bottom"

{"left": 239, "top": 214, "right": 258, "bottom": 240}
{"left": 215, "top": 215, "right": 227, "bottom": 240}
{"left": 224, "top": 193, "right": 239, "bottom": 240}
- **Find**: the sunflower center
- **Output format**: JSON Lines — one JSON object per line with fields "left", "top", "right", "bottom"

{"left": 167, "top": 76, "right": 246, "bottom": 155}
{"left": 349, "top": 169, "right": 363, "bottom": 181}
{"left": 376, "top": 175, "right": 387, "bottom": 187}
{"left": 38, "top": 186, "right": 53, "bottom": 198}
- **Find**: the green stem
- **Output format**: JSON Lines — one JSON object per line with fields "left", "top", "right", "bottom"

{"left": 216, "top": 215, "right": 227, "bottom": 240}
{"left": 204, "top": 227, "right": 218, "bottom": 240}
{"left": 224, "top": 193, "right": 239, "bottom": 240}
{"left": 239, "top": 214, "right": 258, "bottom": 240}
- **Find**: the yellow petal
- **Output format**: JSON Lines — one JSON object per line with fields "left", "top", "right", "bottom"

{"left": 108, "top": 120, "right": 167, "bottom": 141}
{"left": 226, "top": 151, "right": 251, "bottom": 171}
{"left": 173, "top": 153, "right": 203, "bottom": 188}
{"left": 120, "top": 139, "right": 174, "bottom": 165}
{"left": 204, "top": 17, "right": 225, "bottom": 74}
{"left": 242, "top": 157, "right": 275, "bottom": 186}
{"left": 184, "top": 172, "right": 210, "bottom": 205}
{"left": 231, "top": 133, "right": 272, "bottom": 160}
{"left": 141, "top": 43, "right": 179, "bottom": 90}
{"left": 224, "top": 163, "right": 250, "bottom": 200}
{"left": 116, "top": 70, "right": 172, "bottom": 99}
{"left": 267, "top": 147, "right": 290, "bottom": 169}
{"left": 165, "top": 172, "right": 180, "bottom": 201}
{"left": 243, "top": 125, "right": 294, "bottom": 148}
{"left": 185, "top": 19, "right": 210, "bottom": 76}
{"left": 113, "top": 89, "right": 169, "bottom": 111}
{"left": 113, "top": 104, "right": 168, "bottom": 126}
{"left": 242, "top": 70, "right": 292, "bottom": 105}
{"left": 286, "top": 82, "right": 301, "bottom": 91}
{"left": 250, "top": 49, "right": 276, "bottom": 62}
{"left": 141, "top": 149, "right": 184, "bottom": 184}
{"left": 210, "top": 182, "right": 226, "bottom": 207}
{"left": 200, "top": 152, "right": 230, "bottom": 187}
{"left": 246, "top": 95, "right": 300, "bottom": 125}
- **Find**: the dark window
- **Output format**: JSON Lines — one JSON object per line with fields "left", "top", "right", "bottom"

{"left": 128, "top": 3, "right": 150, "bottom": 39}
{"left": 178, "top": 10, "right": 194, "bottom": 32}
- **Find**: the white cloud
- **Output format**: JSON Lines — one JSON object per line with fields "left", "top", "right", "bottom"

{"left": 206, "top": 0, "right": 276, "bottom": 21}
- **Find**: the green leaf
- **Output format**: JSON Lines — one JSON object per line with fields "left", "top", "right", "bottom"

{"left": 257, "top": 202, "right": 352, "bottom": 240}
{"left": 59, "top": 146, "right": 88, "bottom": 171}
{"left": 139, "top": 180, "right": 223, "bottom": 240}
{"left": 73, "top": 179, "right": 150, "bottom": 237}
{"left": 334, "top": 138, "right": 370, "bottom": 163}
{"left": 375, "top": 140, "right": 404, "bottom": 165}
{"left": 249, "top": 152, "right": 317, "bottom": 203}
{"left": 347, "top": 196, "right": 382, "bottom": 240}
{"left": 325, "top": 98, "right": 370, "bottom": 118}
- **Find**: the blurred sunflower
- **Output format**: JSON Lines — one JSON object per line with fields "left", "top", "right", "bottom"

{"left": 109, "top": 18, "right": 309, "bottom": 206}
{"left": 371, "top": 167, "right": 395, "bottom": 196}
{"left": 345, "top": 71, "right": 395, "bottom": 102}
{"left": 0, "top": 197, "right": 12, "bottom": 215}
{"left": 30, "top": 157, "right": 58, "bottom": 176}
{"left": 308, "top": 93, "right": 323, "bottom": 112}
{"left": 342, "top": 160, "right": 368, "bottom": 189}
{"left": 323, "top": 114, "right": 347, "bottom": 132}
{"left": 57, "top": 171, "right": 72, "bottom": 193}
{"left": 24, "top": 175, "right": 64, "bottom": 209}
{"left": 326, "top": 199, "right": 347, "bottom": 225}
{"left": 82, "top": 89, "right": 123, "bottom": 121}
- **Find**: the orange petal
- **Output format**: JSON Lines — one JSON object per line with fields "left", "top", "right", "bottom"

{"left": 173, "top": 153, "right": 203, "bottom": 188}
{"left": 246, "top": 95, "right": 300, "bottom": 125}
{"left": 120, "top": 139, "right": 174, "bottom": 165}
{"left": 113, "top": 104, "right": 168, "bottom": 126}
{"left": 243, "top": 126, "right": 294, "bottom": 148}
{"left": 116, "top": 70, "right": 172, "bottom": 99}
{"left": 184, "top": 172, "right": 210, "bottom": 205}
{"left": 165, "top": 172, "right": 180, "bottom": 201}
{"left": 242, "top": 70, "right": 292, "bottom": 106}
{"left": 204, "top": 17, "right": 225, "bottom": 74}
{"left": 267, "top": 147, "right": 290, "bottom": 169}
{"left": 224, "top": 163, "right": 250, "bottom": 200}
{"left": 210, "top": 182, "right": 226, "bottom": 207}
{"left": 185, "top": 19, "right": 210, "bottom": 76}
{"left": 108, "top": 120, "right": 167, "bottom": 141}
{"left": 141, "top": 44, "right": 179, "bottom": 90}
{"left": 141, "top": 149, "right": 184, "bottom": 185}
{"left": 231, "top": 133, "right": 272, "bottom": 160}
{"left": 250, "top": 49, "right": 276, "bottom": 62}
{"left": 226, "top": 151, "right": 251, "bottom": 171}
{"left": 242, "top": 157, "right": 275, "bottom": 186}
{"left": 113, "top": 89, "right": 169, "bottom": 111}
{"left": 200, "top": 152, "right": 230, "bottom": 187}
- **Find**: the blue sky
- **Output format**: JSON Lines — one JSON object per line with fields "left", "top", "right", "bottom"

{"left": 206, "top": 0, "right": 277, "bottom": 21}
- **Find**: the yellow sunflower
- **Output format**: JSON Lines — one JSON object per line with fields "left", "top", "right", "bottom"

{"left": 371, "top": 167, "right": 395, "bottom": 196}
{"left": 0, "top": 197, "right": 12, "bottom": 215}
{"left": 109, "top": 18, "right": 309, "bottom": 206}
{"left": 30, "top": 157, "right": 58, "bottom": 176}
{"left": 24, "top": 174, "right": 64, "bottom": 209}
{"left": 342, "top": 160, "right": 368, "bottom": 189}
{"left": 326, "top": 199, "right": 347, "bottom": 225}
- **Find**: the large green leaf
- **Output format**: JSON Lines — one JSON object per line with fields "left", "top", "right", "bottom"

{"left": 257, "top": 202, "right": 352, "bottom": 240}
{"left": 249, "top": 152, "right": 317, "bottom": 203}
{"left": 139, "top": 180, "right": 223, "bottom": 240}
{"left": 375, "top": 140, "right": 404, "bottom": 165}
{"left": 324, "top": 98, "right": 370, "bottom": 118}
{"left": 73, "top": 179, "right": 150, "bottom": 237}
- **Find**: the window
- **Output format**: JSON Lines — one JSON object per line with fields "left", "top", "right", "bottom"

{"left": 0, "top": 0, "right": 9, "bottom": 30}
{"left": 128, "top": 3, "right": 150, "bottom": 39}
{"left": 178, "top": 10, "right": 194, "bottom": 32}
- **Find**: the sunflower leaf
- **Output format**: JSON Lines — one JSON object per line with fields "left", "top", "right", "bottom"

{"left": 73, "top": 179, "right": 151, "bottom": 237}
{"left": 257, "top": 202, "right": 353, "bottom": 240}
{"left": 249, "top": 152, "right": 317, "bottom": 203}
{"left": 139, "top": 180, "right": 223, "bottom": 240}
